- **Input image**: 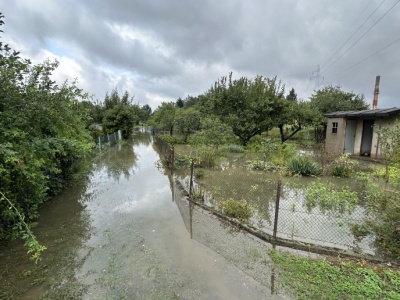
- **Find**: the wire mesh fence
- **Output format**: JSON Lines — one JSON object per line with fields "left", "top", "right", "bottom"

{"left": 155, "top": 137, "right": 399, "bottom": 263}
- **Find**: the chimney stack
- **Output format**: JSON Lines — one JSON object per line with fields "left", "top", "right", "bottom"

{"left": 372, "top": 75, "right": 380, "bottom": 110}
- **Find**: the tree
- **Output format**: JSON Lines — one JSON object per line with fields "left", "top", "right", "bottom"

{"left": 0, "top": 12, "right": 92, "bottom": 259}
{"left": 150, "top": 102, "right": 177, "bottom": 135}
{"left": 309, "top": 85, "right": 369, "bottom": 142}
{"left": 205, "top": 73, "right": 285, "bottom": 145}
{"left": 310, "top": 85, "right": 369, "bottom": 115}
{"left": 175, "top": 97, "right": 184, "bottom": 108}
{"left": 101, "top": 90, "right": 139, "bottom": 139}
{"left": 174, "top": 107, "right": 201, "bottom": 142}
{"left": 192, "top": 117, "right": 234, "bottom": 149}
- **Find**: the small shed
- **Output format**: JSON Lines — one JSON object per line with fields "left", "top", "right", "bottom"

{"left": 324, "top": 107, "right": 400, "bottom": 159}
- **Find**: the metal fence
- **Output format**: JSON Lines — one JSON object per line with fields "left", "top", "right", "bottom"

{"left": 155, "top": 137, "right": 397, "bottom": 264}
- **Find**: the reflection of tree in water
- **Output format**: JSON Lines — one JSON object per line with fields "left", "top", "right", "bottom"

{"left": 132, "top": 131, "right": 152, "bottom": 146}
{"left": 93, "top": 144, "right": 138, "bottom": 181}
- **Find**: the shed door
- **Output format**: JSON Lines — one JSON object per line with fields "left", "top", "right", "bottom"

{"left": 344, "top": 120, "right": 357, "bottom": 154}
{"left": 360, "top": 120, "right": 374, "bottom": 156}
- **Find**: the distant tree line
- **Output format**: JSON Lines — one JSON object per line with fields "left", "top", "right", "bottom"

{"left": 149, "top": 72, "right": 369, "bottom": 146}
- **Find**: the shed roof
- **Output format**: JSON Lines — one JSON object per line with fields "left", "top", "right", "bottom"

{"left": 324, "top": 107, "right": 400, "bottom": 118}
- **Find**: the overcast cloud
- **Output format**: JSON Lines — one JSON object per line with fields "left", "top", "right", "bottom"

{"left": 1, "top": 0, "right": 399, "bottom": 110}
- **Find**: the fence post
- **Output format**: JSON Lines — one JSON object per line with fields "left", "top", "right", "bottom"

{"left": 98, "top": 136, "right": 101, "bottom": 151}
{"left": 273, "top": 180, "right": 282, "bottom": 241}
{"left": 189, "top": 159, "right": 194, "bottom": 199}
{"left": 170, "top": 146, "right": 175, "bottom": 170}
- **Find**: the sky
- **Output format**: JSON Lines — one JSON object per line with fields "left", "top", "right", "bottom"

{"left": 0, "top": 0, "right": 399, "bottom": 110}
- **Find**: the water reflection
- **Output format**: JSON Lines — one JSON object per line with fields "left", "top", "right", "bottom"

{"left": 172, "top": 180, "right": 289, "bottom": 299}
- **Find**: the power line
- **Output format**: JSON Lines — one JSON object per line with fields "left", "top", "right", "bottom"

{"left": 321, "top": 0, "right": 384, "bottom": 69}
{"left": 322, "top": 0, "right": 400, "bottom": 74}
{"left": 336, "top": 36, "right": 400, "bottom": 74}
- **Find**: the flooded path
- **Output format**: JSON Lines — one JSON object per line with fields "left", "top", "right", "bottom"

{"left": 0, "top": 132, "right": 289, "bottom": 299}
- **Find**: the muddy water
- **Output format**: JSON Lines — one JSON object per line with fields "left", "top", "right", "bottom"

{"left": 0, "top": 132, "right": 289, "bottom": 299}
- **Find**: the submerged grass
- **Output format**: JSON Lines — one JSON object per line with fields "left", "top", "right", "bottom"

{"left": 269, "top": 250, "right": 400, "bottom": 300}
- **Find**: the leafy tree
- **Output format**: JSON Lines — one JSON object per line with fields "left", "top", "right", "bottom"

{"left": 204, "top": 73, "right": 285, "bottom": 145}
{"left": 310, "top": 85, "right": 369, "bottom": 115}
{"left": 175, "top": 97, "right": 184, "bottom": 108}
{"left": 174, "top": 107, "right": 201, "bottom": 142}
{"left": 140, "top": 104, "right": 152, "bottom": 122}
{"left": 0, "top": 12, "right": 92, "bottom": 259}
{"left": 101, "top": 90, "right": 139, "bottom": 139}
{"left": 309, "top": 85, "right": 369, "bottom": 142}
{"left": 150, "top": 102, "right": 177, "bottom": 135}
{"left": 191, "top": 117, "right": 235, "bottom": 149}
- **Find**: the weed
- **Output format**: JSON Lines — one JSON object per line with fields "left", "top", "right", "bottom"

{"left": 221, "top": 144, "right": 245, "bottom": 153}
{"left": 329, "top": 153, "right": 359, "bottom": 177}
{"left": 219, "top": 198, "right": 253, "bottom": 223}
{"left": 269, "top": 249, "right": 400, "bottom": 300}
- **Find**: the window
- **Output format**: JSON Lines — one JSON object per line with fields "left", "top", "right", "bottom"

{"left": 332, "top": 122, "right": 338, "bottom": 133}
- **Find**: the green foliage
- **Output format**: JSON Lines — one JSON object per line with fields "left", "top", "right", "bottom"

{"left": 203, "top": 73, "right": 286, "bottom": 145}
{"left": 0, "top": 14, "right": 92, "bottom": 251}
{"left": 220, "top": 144, "right": 245, "bottom": 153}
{"left": 287, "top": 156, "right": 322, "bottom": 176}
{"left": 269, "top": 249, "right": 400, "bottom": 300}
{"left": 261, "top": 138, "right": 298, "bottom": 167}
{"left": 305, "top": 180, "right": 358, "bottom": 214}
{"left": 375, "top": 166, "right": 400, "bottom": 190}
{"left": 219, "top": 198, "right": 253, "bottom": 223}
{"left": 189, "top": 117, "right": 235, "bottom": 149}
{"left": 156, "top": 134, "right": 185, "bottom": 145}
{"left": 150, "top": 102, "right": 177, "bottom": 135}
{"left": 194, "top": 148, "right": 220, "bottom": 168}
{"left": 174, "top": 107, "right": 201, "bottom": 142}
{"left": 329, "top": 153, "right": 359, "bottom": 177}
{"left": 0, "top": 192, "right": 46, "bottom": 262}
{"left": 351, "top": 174, "right": 400, "bottom": 258}
{"left": 310, "top": 85, "right": 369, "bottom": 116}
{"left": 377, "top": 119, "right": 400, "bottom": 182}
{"left": 194, "top": 169, "right": 205, "bottom": 180}
{"left": 101, "top": 90, "right": 139, "bottom": 139}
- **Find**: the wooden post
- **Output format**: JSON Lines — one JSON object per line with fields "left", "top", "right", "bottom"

{"left": 273, "top": 180, "right": 282, "bottom": 240}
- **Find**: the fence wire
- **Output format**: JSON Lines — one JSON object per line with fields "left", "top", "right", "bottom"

{"left": 155, "top": 137, "right": 396, "bottom": 263}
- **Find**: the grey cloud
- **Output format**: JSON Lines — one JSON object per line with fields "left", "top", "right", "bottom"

{"left": 0, "top": 0, "right": 398, "bottom": 109}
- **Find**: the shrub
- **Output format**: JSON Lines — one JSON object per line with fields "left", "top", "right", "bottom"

{"left": 329, "top": 154, "right": 359, "bottom": 177}
{"left": 194, "top": 169, "right": 205, "bottom": 179}
{"left": 351, "top": 175, "right": 400, "bottom": 258}
{"left": 221, "top": 144, "right": 245, "bottom": 153}
{"left": 219, "top": 198, "right": 253, "bottom": 223}
{"left": 287, "top": 156, "right": 322, "bottom": 176}
{"left": 157, "top": 134, "right": 185, "bottom": 145}
{"left": 260, "top": 138, "right": 297, "bottom": 167}
{"left": 194, "top": 149, "right": 220, "bottom": 168}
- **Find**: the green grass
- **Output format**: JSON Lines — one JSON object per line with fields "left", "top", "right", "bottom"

{"left": 269, "top": 250, "right": 400, "bottom": 300}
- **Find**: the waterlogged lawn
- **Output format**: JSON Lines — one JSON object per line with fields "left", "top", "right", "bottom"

{"left": 270, "top": 250, "right": 400, "bottom": 300}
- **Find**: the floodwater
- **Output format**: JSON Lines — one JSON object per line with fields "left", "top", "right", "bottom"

{"left": 0, "top": 132, "right": 290, "bottom": 299}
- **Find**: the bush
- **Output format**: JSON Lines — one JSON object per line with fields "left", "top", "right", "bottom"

{"left": 329, "top": 154, "right": 359, "bottom": 177}
{"left": 157, "top": 134, "right": 185, "bottom": 145}
{"left": 219, "top": 198, "right": 253, "bottom": 223}
{"left": 287, "top": 156, "right": 322, "bottom": 176}
{"left": 351, "top": 175, "right": 400, "bottom": 258}
{"left": 221, "top": 144, "right": 245, "bottom": 153}
{"left": 261, "top": 138, "right": 298, "bottom": 167}
{"left": 194, "top": 149, "right": 220, "bottom": 168}
{"left": 194, "top": 169, "right": 205, "bottom": 179}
